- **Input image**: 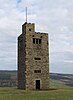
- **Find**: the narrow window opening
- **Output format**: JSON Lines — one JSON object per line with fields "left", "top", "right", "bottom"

{"left": 29, "top": 29, "right": 31, "bottom": 31}
{"left": 34, "top": 70, "right": 41, "bottom": 73}
{"left": 40, "top": 36, "right": 43, "bottom": 38}
{"left": 33, "top": 38, "right": 35, "bottom": 44}
{"left": 39, "top": 39, "right": 41, "bottom": 44}
{"left": 47, "top": 41, "right": 48, "bottom": 45}
{"left": 36, "top": 39, "right": 38, "bottom": 44}
{"left": 32, "top": 38, "right": 42, "bottom": 44}
{"left": 35, "top": 58, "right": 41, "bottom": 60}
{"left": 32, "top": 35, "right": 34, "bottom": 37}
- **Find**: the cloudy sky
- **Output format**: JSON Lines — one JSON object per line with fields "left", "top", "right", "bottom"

{"left": 0, "top": 0, "right": 73, "bottom": 74}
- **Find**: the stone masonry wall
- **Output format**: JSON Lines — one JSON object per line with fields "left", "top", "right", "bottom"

{"left": 18, "top": 22, "right": 49, "bottom": 90}
{"left": 25, "top": 23, "right": 49, "bottom": 90}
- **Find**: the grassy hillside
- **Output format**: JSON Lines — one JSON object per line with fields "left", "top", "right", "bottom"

{"left": 0, "top": 87, "right": 73, "bottom": 100}
{"left": 50, "top": 79, "right": 69, "bottom": 88}
{"left": 50, "top": 73, "right": 73, "bottom": 87}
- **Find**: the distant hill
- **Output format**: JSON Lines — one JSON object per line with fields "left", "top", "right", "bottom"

{"left": 0, "top": 70, "right": 73, "bottom": 87}
{"left": 50, "top": 73, "right": 73, "bottom": 87}
{"left": 0, "top": 70, "right": 17, "bottom": 87}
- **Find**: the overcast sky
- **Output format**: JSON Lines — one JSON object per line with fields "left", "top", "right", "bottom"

{"left": 0, "top": 0, "right": 73, "bottom": 74}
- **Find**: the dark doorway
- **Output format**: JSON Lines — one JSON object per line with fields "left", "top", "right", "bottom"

{"left": 36, "top": 80, "right": 40, "bottom": 90}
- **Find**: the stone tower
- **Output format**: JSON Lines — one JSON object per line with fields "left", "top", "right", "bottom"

{"left": 18, "top": 22, "right": 49, "bottom": 90}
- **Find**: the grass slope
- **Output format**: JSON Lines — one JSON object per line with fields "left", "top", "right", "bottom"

{"left": 50, "top": 79, "right": 69, "bottom": 88}
{"left": 0, "top": 87, "right": 73, "bottom": 100}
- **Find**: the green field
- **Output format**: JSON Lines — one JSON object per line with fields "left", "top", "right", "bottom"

{"left": 0, "top": 87, "right": 73, "bottom": 100}
{"left": 50, "top": 79, "right": 69, "bottom": 88}
{"left": 0, "top": 80, "right": 73, "bottom": 100}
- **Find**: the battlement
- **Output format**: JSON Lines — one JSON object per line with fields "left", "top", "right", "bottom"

{"left": 22, "top": 22, "right": 35, "bottom": 26}
{"left": 22, "top": 22, "right": 35, "bottom": 33}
